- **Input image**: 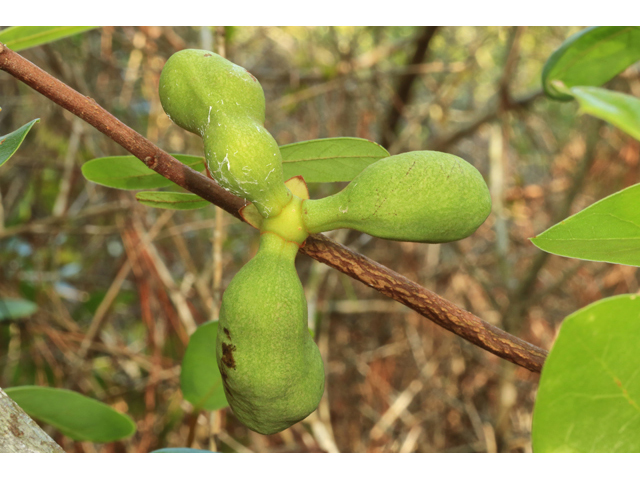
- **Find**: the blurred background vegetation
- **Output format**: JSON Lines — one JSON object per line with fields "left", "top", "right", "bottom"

{"left": 1, "top": 26, "right": 639, "bottom": 453}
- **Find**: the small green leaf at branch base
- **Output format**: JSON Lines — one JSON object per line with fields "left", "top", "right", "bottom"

{"left": 280, "top": 137, "right": 389, "bottom": 183}
{"left": 531, "top": 183, "right": 640, "bottom": 267}
{"left": 135, "top": 191, "right": 209, "bottom": 210}
{"left": 180, "top": 321, "right": 229, "bottom": 412}
{"left": 542, "top": 26, "right": 640, "bottom": 101}
{"left": 0, "top": 118, "right": 39, "bottom": 168}
{"left": 4, "top": 386, "right": 136, "bottom": 442}
{"left": 532, "top": 294, "right": 640, "bottom": 452}
{"left": 82, "top": 154, "right": 206, "bottom": 190}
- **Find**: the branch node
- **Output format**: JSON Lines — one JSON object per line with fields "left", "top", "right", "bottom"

{"left": 143, "top": 155, "right": 158, "bottom": 169}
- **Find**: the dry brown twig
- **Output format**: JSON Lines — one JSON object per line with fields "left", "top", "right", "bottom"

{"left": 0, "top": 43, "right": 548, "bottom": 373}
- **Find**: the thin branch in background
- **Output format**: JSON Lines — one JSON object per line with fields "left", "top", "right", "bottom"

{"left": 208, "top": 25, "right": 228, "bottom": 452}
{"left": 369, "top": 379, "right": 423, "bottom": 441}
{"left": 380, "top": 26, "right": 439, "bottom": 149}
{"left": 166, "top": 217, "right": 215, "bottom": 317}
{"left": 492, "top": 26, "right": 528, "bottom": 303}
{"left": 502, "top": 118, "right": 603, "bottom": 327}
{"left": 211, "top": 25, "right": 229, "bottom": 322}
{"left": 0, "top": 200, "right": 132, "bottom": 240}
{"left": 134, "top": 219, "right": 198, "bottom": 335}
{"left": 131, "top": 249, "right": 160, "bottom": 453}
{"left": 498, "top": 26, "right": 527, "bottom": 110}
{"left": 428, "top": 89, "right": 543, "bottom": 153}
{"left": 52, "top": 117, "right": 84, "bottom": 217}
{"left": 486, "top": 27, "right": 533, "bottom": 451}
{"left": 76, "top": 209, "right": 175, "bottom": 359}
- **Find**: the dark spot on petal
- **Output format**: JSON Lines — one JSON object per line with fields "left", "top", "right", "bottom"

{"left": 221, "top": 342, "right": 236, "bottom": 369}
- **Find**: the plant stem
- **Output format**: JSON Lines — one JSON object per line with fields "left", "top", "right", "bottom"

{"left": 0, "top": 43, "right": 548, "bottom": 373}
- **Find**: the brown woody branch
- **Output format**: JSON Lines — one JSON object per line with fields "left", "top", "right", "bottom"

{"left": 428, "top": 89, "right": 543, "bottom": 153}
{"left": 0, "top": 44, "right": 548, "bottom": 373}
{"left": 380, "top": 26, "right": 439, "bottom": 149}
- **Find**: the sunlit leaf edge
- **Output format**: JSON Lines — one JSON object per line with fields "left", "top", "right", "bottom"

{"left": 530, "top": 183, "right": 640, "bottom": 267}
{"left": 280, "top": 137, "right": 389, "bottom": 162}
{"left": 0, "top": 118, "right": 40, "bottom": 168}
{"left": 0, "top": 26, "right": 98, "bottom": 51}
{"left": 81, "top": 154, "right": 205, "bottom": 190}
{"left": 135, "top": 191, "right": 209, "bottom": 210}
{"left": 570, "top": 86, "right": 640, "bottom": 141}
{"left": 542, "top": 26, "right": 640, "bottom": 101}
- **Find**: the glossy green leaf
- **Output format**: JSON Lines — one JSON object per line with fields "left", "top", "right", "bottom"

{"left": 181, "top": 321, "right": 228, "bottom": 411}
{"left": 531, "top": 183, "right": 640, "bottom": 267}
{"left": 542, "top": 26, "right": 640, "bottom": 101}
{"left": 532, "top": 294, "right": 640, "bottom": 452}
{"left": 280, "top": 137, "right": 389, "bottom": 183}
{"left": 135, "top": 191, "right": 209, "bottom": 210}
{"left": 0, "top": 119, "right": 39, "bottom": 168}
{"left": 81, "top": 154, "right": 206, "bottom": 190}
{"left": 0, "top": 298, "right": 38, "bottom": 322}
{"left": 0, "top": 26, "right": 97, "bottom": 51}
{"left": 569, "top": 87, "right": 640, "bottom": 141}
{"left": 151, "top": 448, "right": 216, "bottom": 453}
{"left": 5, "top": 386, "right": 136, "bottom": 442}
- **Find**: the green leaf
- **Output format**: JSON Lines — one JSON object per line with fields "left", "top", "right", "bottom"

{"left": 280, "top": 137, "right": 389, "bottom": 183}
{"left": 531, "top": 183, "right": 640, "bottom": 267}
{"left": 135, "top": 191, "right": 209, "bottom": 210}
{"left": 181, "top": 321, "right": 229, "bottom": 412}
{"left": 151, "top": 448, "right": 216, "bottom": 453}
{"left": 542, "top": 26, "right": 640, "bottom": 101}
{"left": 0, "top": 119, "right": 39, "bottom": 168}
{"left": 569, "top": 87, "right": 640, "bottom": 141}
{"left": 0, "top": 298, "right": 38, "bottom": 322}
{"left": 81, "top": 154, "right": 206, "bottom": 190}
{"left": 532, "top": 294, "right": 640, "bottom": 452}
{"left": 5, "top": 386, "right": 136, "bottom": 442}
{"left": 0, "top": 26, "right": 97, "bottom": 51}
